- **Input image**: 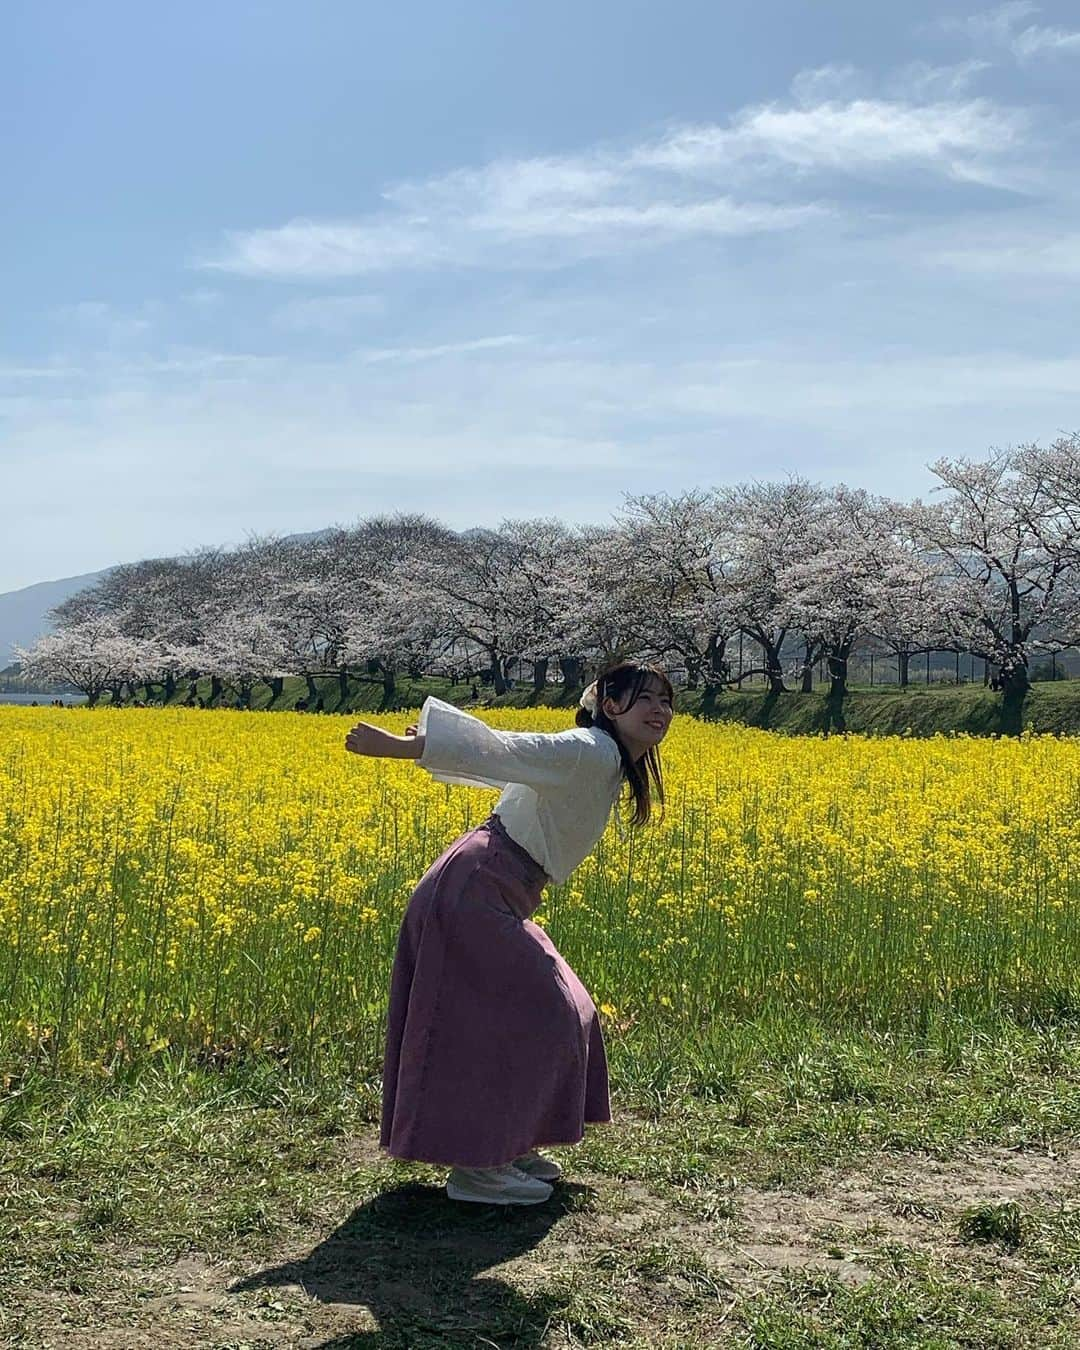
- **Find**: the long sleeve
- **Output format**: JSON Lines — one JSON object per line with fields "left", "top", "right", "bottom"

{"left": 416, "top": 696, "right": 592, "bottom": 792}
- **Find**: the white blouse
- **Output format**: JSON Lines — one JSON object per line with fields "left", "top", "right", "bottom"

{"left": 415, "top": 696, "right": 625, "bottom": 885}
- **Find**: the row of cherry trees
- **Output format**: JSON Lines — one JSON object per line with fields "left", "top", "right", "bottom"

{"left": 15, "top": 435, "right": 1080, "bottom": 707}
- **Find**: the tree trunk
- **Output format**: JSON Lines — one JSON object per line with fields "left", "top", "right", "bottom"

{"left": 268, "top": 676, "right": 284, "bottom": 703}
{"left": 339, "top": 666, "right": 349, "bottom": 702}
{"left": 760, "top": 640, "right": 786, "bottom": 695}
{"left": 828, "top": 651, "right": 849, "bottom": 700}
{"left": 899, "top": 651, "right": 910, "bottom": 688}
{"left": 800, "top": 642, "right": 814, "bottom": 693}
{"left": 559, "top": 655, "right": 584, "bottom": 690}
{"left": 740, "top": 631, "right": 787, "bottom": 694}
{"left": 488, "top": 651, "right": 507, "bottom": 695}
{"left": 210, "top": 674, "right": 222, "bottom": 705}
{"left": 531, "top": 657, "right": 549, "bottom": 692}
{"left": 1001, "top": 657, "right": 1030, "bottom": 699}
{"left": 305, "top": 673, "right": 318, "bottom": 702}
{"left": 703, "top": 634, "right": 728, "bottom": 693}
{"left": 383, "top": 668, "right": 396, "bottom": 702}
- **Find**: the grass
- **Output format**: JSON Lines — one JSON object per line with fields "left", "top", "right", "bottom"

{"left": 98, "top": 670, "right": 1080, "bottom": 739}
{"left": 5, "top": 696, "right": 1080, "bottom": 1343}
{"left": 3, "top": 1011, "right": 1080, "bottom": 1347}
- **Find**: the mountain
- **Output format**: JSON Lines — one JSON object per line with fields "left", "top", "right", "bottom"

{"left": 0, "top": 566, "right": 119, "bottom": 669}
{"left": 0, "top": 528, "right": 336, "bottom": 670}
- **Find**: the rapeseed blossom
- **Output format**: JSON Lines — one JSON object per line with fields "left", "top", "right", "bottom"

{"left": 1, "top": 705, "right": 1078, "bottom": 1068}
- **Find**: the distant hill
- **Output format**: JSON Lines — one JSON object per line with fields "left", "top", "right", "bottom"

{"left": 0, "top": 528, "right": 335, "bottom": 672}
{"left": 0, "top": 566, "right": 118, "bottom": 669}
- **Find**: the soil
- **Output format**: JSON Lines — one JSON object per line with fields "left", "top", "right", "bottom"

{"left": 13, "top": 1143, "right": 1080, "bottom": 1348}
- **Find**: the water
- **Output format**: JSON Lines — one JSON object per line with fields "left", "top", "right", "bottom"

{"left": 0, "top": 692, "right": 88, "bottom": 705}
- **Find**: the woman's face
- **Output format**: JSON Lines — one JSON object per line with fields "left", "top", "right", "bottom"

{"left": 602, "top": 677, "right": 673, "bottom": 754}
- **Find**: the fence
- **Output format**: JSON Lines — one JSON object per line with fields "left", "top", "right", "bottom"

{"left": 499, "top": 646, "right": 1080, "bottom": 690}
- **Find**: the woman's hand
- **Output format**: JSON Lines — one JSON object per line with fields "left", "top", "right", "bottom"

{"left": 345, "top": 721, "right": 425, "bottom": 759}
{"left": 345, "top": 722, "right": 387, "bottom": 757}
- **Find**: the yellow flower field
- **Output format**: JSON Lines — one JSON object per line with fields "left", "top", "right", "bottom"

{"left": 2, "top": 704, "right": 1079, "bottom": 1071}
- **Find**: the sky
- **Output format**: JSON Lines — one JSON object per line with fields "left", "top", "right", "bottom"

{"left": 3, "top": 0, "right": 1079, "bottom": 594}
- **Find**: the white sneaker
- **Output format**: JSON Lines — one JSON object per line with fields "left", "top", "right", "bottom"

{"left": 512, "top": 1149, "right": 562, "bottom": 1181}
{"left": 446, "top": 1163, "right": 554, "bottom": 1206}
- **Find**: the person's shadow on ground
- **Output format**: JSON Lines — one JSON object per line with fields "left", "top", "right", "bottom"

{"left": 231, "top": 1179, "right": 593, "bottom": 1347}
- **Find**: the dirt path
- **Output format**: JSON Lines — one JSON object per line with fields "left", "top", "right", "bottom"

{"left": 15, "top": 1143, "right": 1080, "bottom": 1348}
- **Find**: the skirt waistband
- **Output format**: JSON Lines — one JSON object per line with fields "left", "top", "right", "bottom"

{"left": 478, "top": 812, "right": 549, "bottom": 885}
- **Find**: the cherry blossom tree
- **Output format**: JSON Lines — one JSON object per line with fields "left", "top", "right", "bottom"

{"left": 615, "top": 490, "right": 738, "bottom": 692}
{"left": 14, "top": 619, "right": 153, "bottom": 706}
{"left": 25, "top": 437, "right": 1080, "bottom": 716}
{"left": 1021, "top": 433, "right": 1080, "bottom": 569}
{"left": 197, "top": 607, "right": 294, "bottom": 708}
{"left": 551, "top": 523, "right": 659, "bottom": 686}
{"left": 718, "top": 477, "right": 829, "bottom": 693}
{"left": 862, "top": 551, "right": 961, "bottom": 688}
{"left": 401, "top": 526, "right": 533, "bottom": 696}
{"left": 776, "top": 487, "right": 906, "bottom": 700}
{"left": 48, "top": 546, "right": 228, "bottom": 700}
{"left": 338, "top": 514, "right": 461, "bottom": 700}
{"left": 903, "top": 443, "right": 1080, "bottom": 697}
{"left": 485, "top": 517, "right": 581, "bottom": 693}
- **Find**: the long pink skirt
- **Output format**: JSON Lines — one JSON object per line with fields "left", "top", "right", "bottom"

{"left": 379, "top": 811, "right": 611, "bottom": 1168}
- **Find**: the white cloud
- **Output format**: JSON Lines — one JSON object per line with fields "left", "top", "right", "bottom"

{"left": 927, "top": 230, "right": 1080, "bottom": 277}
{"left": 937, "top": 3, "right": 1080, "bottom": 62}
{"left": 207, "top": 218, "right": 439, "bottom": 278}
{"left": 200, "top": 83, "right": 1032, "bottom": 280}
{"left": 790, "top": 63, "right": 869, "bottom": 105}
{"left": 476, "top": 198, "right": 830, "bottom": 238}
{"left": 357, "top": 334, "right": 529, "bottom": 364}
{"left": 2, "top": 339, "right": 1073, "bottom": 598}
{"left": 635, "top": 98, "right": 1029, "bottom": 185}
{"left": 201, "top": 191, "right": 829, "bottom": 279}
{"left": 882, "top": 58, "right": 992, "bottom": 99}
{"left": 382, "top": 156, "right": 623, "bottom": 216}
{"left": 793, "top": 60, "right": 990, "bottom": 106}
{"left": 1011, "top": 22, "right": 1080, "bottom": 58}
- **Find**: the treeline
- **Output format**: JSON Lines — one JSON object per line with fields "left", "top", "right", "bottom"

{"left": 14, "top": 437, "right": 1080, "bottom": 713}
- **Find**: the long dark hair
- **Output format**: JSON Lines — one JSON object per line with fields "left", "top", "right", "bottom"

{"left": 575, "top": 661, "right": 672, "bottom": 826}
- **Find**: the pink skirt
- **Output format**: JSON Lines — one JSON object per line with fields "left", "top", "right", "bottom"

{"left": 379, "top": 811, "right": 611, "bottom": 1167}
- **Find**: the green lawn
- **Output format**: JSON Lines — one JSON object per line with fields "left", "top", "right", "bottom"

{"left": 111, "top": 671, "right": 1080, "bottom": 740}
{"left": 4, "top": 1013, "right": 1079, "bottom": 1347}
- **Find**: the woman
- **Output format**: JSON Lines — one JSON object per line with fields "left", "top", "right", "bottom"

{"left": 344, "top": 661, "right": 673, "bottom": 1205}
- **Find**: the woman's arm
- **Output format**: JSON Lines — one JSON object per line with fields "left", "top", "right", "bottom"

{"left": 416, "top": 696, "right": 593, "bottom": 791}
{"left": 345, "top": 722, "right": 426, "bottom": 760}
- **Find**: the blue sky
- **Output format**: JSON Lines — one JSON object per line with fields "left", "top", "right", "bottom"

{"left": 3, "top": 1, "right": 1079, "bottom": 593}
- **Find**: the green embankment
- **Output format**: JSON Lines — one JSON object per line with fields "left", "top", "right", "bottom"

{"left": 151, "top": 673, "right": 1080, "bottom": 737}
